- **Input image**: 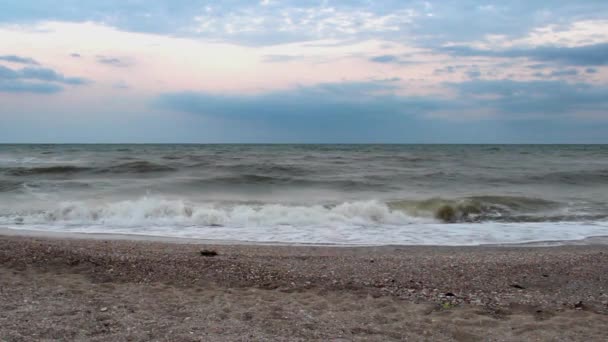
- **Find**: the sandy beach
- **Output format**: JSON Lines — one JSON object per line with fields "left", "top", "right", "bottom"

{"left": 0, "top": 233, "right": 607, "bottom": 341}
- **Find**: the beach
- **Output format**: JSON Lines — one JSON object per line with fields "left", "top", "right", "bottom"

{"left": 1, "top": 233, "right": 607, "bottom": 341}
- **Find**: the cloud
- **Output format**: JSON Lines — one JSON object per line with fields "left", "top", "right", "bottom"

{"left": 369, "top": 55, "right": 400, "bottom": 63}
{"left": 466, "top": 70, "right": 482, "bottom": 78}
{"left": 368, "top": 54, "right": 419, "bottom": 65}
{"left": 97, "top": 56, "right": 134, "bottom": 67}
{"left": 261, "top": 55, "right": 305, "bottom": 63}
{"left": 0, "top": 55, "right": 39, "bottom": 65}
{"left": 533, "top": 69, "right": 579, "bottom": 78}
{"left": 409, "top": 1, "right": 608, "bottom": 45}
{"left": 0, "top": 80, "right": 63, "bottom": 93}
{"left": 0, "top": 64, "right": 89, "bottom": 93}
{"left": 155, "top": 80, "right": 453, "bottom": 142}
{"left": 157, "top": 79, "right": 608, "bottom": 124}
{"left": 112, "top": 80, "right": 129, "bottom": 89}
{"left": 2, "top": 1, "right": 605, "bottom": 47}
{"left": 156, "top": 80, "right": 437, "bottom": 119}
{"left": 449, "top": 79, "right": 608, "bottom": 116}
{"left": 19, "top": 67, "right": 90, "bottom": 84}
{"left": 527, "top": 64, "right": 548, "bottom": 70}
{"left": 441, "top": 43, "right": 608, "bottom": 66}
{"left": 152, "top": 79, "right": 608, "bottom": 142}
{"left": 434, "top": 65, "right": 459, "bottom": 74}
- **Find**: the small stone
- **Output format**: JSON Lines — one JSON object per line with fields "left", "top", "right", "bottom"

{"left": 100, "top": 307, "right": 108, "bottom": 312}
{"left": 200, "top": 249, "right": 218, "bottom": 257}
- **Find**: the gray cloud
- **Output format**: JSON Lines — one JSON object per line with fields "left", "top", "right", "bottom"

{"left": 0, "top": 55, "right": 39, "bottom": 65}
{"left": 261, "top": 55, "right": 305, "bottom": 63}
{"left": 156, "top": 80, "right": 435, "bottom": 118}
{"left": 154, "top": 80, "right": 452, "bottom": 142}
{"left": 0, "top": 64, "right": 90, "bottom": 93}
{"left": 368, "top": 54, "right": 420, "bottom": 65}
{"left": 19, "top": 67, "right": 90, "bottom": 84}
{"left": 158, "top": 79, "right": 608, "bottom": 123}
{"left": 112, "top": 80, "right": 130, "bottom": 89}
{"left": 450, "top": 80, "right": 608, "bottom": 115}
{"left": 466, "top": 70, "right": 482, "bottom": 78}
{"left": 369, "top": 55, "right": 399, "bottom": 63}
{"left": 0, "top": 80, "right": 63, "bottom": 93}
{"left": 441, "top": 43, "right": 608, "bottom": 66}
{"left": 527, "top": 64, "right": 548, "bottom": 70}
{"left": 410, "top": 1, "right": 608, "bottom": 46}
{"left": 1, "top": 1, "right": 606, "bottom": 47}
{"left": 97, "top": 56, "right": 134, "bottom": 67}
{"left": 152, "top": 79, "right": 608, "bottom": 142}
{"left": 533, "top": 69, "right": 579, "bottom": 78}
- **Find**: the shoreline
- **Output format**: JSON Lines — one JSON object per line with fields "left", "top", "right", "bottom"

{"left": 2, "top": 232, "right": 608, "bottom": 340}
{"left": 2, "top": 226, "right": 608, "bottom": 248}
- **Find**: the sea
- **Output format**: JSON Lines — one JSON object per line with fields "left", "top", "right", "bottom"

{"left": 1, "top": 144, "right": 608, "bottom": 246}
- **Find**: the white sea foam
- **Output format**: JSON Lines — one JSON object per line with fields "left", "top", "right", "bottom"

{"left": 2, "top": 196, "right": 608, "bottom": 245}
{"left": 1, "top": 196, "right": 429, "bottom": 228}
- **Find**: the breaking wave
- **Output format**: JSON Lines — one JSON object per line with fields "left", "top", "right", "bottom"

{"left": 390, "top": 196, "right": 564, "bottom": 223}
{"left": 1, "top": 197, "right": 428, "bottom": 228}
{"left": 1, "top": 195, "right": 601, "bottom": 229}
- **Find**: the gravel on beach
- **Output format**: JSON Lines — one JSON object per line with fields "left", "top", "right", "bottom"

{"left": 1, "top": 235, "right": 607, "bottom": 341}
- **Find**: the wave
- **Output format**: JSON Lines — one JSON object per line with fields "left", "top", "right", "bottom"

{"left": 389, "top": 196, "right": 563, "bottom": 223}
{"left": 0, "top": 180, "right": 23, "bottom": 192}
{"left": 3, "top": 161, "right": 176, "bottom": 177}
{"left": 1, "top": 197, "right": 427, "bottom": 228}
{"left": 217, "top": 163, "right": 312, "bottom": 176}
{"left": 186, "top": 175, "right": 388, "bottom": 191}
{"left": 530, "top": 169, "right": 608, "bottom": 185}
{"left": 4, "top": 165, "right": 91, "bottom": 176}
{"left": 0, "top": 195, "right": 601, "bottom": 229}
{"left": 95, "top": 161, "right": 176, "bottom": 174}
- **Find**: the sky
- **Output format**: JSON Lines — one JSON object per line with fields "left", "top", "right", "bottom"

{"left": 1, "top": 1, "right": 608, "bottom": 143}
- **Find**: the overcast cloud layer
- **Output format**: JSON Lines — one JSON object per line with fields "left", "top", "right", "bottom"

{"left": 1, "top": 1, "right": 607, "bottom": 143}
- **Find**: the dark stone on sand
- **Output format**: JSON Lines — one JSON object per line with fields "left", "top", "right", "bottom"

{"left": 445, "top": 292, "right": 456, "bottom": 297}
{"left": 510, "top": 284, "right": 525, "bottom": 290}
{"left": 200, "top": 249, "right": 218, "bottom": 257}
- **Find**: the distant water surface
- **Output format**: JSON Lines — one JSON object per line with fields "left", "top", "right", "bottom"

{"left": 1, "top": 144, "right": 608, "bottom": 245}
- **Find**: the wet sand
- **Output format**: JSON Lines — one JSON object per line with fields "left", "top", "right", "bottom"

{"left": 1, "top": 233, "right": 608, "bottom": 341}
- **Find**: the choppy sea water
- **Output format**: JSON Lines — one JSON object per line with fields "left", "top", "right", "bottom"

{"left": 1, "top": 144, "right": 608, "bottom": 245}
